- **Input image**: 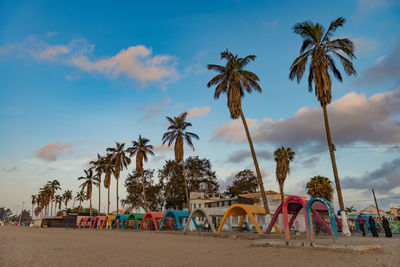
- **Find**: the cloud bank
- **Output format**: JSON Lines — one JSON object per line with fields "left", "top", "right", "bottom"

{"left": 0, "top": 36, "right": 178, "bottom": 85}
{"left": 213, "top": 90, "right": 400, "bottom": 147}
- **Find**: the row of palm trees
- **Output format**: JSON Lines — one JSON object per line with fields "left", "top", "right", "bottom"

{"left": 31, "top": 180, "right": 74, "bottom": 218}
{"left": 76, "top": 112, "right": 199, "bottom": 217}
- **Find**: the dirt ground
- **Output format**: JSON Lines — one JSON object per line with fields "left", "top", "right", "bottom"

{"left": 0, "top": 226, "right": 399, "bottom": 267}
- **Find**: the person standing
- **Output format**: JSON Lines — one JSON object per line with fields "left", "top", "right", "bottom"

{"left": 357, "top": 214, "right": 366, "bottom": 237}
{"left": 382, "top": 216, "right": 392, "bottom": 238}
{"left": 368, "top": 216, "right": 379, "bottom": 237}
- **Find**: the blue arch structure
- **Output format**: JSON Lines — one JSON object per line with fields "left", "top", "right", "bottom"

{"left": 113, "top": 214, "right": 130, "bottom": 229}
{"left": 159, "top": 210, "right": 197, "bottom": 232}
{"left": 306, "top": 197, "right": 338, "bottom": 242}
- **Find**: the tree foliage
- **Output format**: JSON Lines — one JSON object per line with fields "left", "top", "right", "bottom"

{"left": 306, "top": 175, "right": 335, "bottom": 201}
{"left": 223, "top": 169, "right": 259, "bottom": 197}
{"left": 122, "top": 169, "right": 163, "bottom": 211}
{"left": 158, "top": 157, "right": 219, "bottom": 210}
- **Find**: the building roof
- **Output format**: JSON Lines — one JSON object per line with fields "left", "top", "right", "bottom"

{"left": 360, "top": 205, "right": 389, "bottom": 215}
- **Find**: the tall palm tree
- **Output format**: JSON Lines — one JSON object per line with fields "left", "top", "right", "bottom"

{"left": 78, "top": 169, "right": 99, "bottom": 216}
{"left": 207, "top": 49, "right": 270, "bottom": 214}
{"left": 62, "top": 190, "right": 73, "bottom": 211}
{"left": 162, "top": 112, "right": 199, "bottom": 212}
{"left": 54, "top": 195, "right": 62, "bottom": 215}
{"left": 89, "top": 153, "right": 106, "bottom": 214}
{"left": 31, "top": 195, "right": 37, "bottom": 220}
{"left": 107, "top": 142, "right": 131, "bottom": 214}
{"left": 39, "top": 185, "right": 52, "bottom": 217}
{"left": 102, "top": 157, "right": 115, "bottom": 215}
{"left": 46, "top": 179, "right": 61, "bottom": 216}
{"left": 127, "top": 135, "right": 155, "bottom": 212}
{"left": 289, "top": 17, "right": 356, "bottom": 236}
{"left": 75, "top": 190, "right": 86, "bottom": 211}
{"left": 306, "top": 176, "right": 334, "bottom": 202}
{"left": 274, "top": 147, "right": 295, "bottom": 203}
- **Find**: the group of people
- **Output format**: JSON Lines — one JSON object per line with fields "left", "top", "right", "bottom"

{"left": 356, "top": 214, "right": 393, "bottom": 238}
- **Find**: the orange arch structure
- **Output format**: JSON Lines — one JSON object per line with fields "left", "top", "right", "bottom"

{"left": 139, "top": 212, "right": 173, "bottom": 231}
{"left": 100, "top": 215, "right": 116, "bottom": 230}
{"left": 78, "top": 217, "right": 89, "bottom": 228}
{"left": 217, "top": 204, "right": 266, "bottom": 234}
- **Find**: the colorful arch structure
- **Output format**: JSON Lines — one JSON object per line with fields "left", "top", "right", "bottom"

{"left": 159, "top": 210, "right": 197, "bottom": 232}
{"left": 85, "top": 216, "right": 96, "bottom": 228}
{"left": 100, "top": 215, "right": 116, "bottom": 229}
{"left": 113, "top": 214, "right": 130, "bottom": 229}
{"left": 217, "top": 204, "right": 266, "bottom": 234}
{"left": 183, "top": 207, "right": 228, "bottom": 233}
{"left": 78, "top": 217, "right": 89, "bottom": 228}
{"left": 265, "top": 196, "right": 309, "bottom": 240}
{"left": 139, "top": 212, "right": 173, "bottom": 231}
{"left": 124, "top": 213, "right": 145, "bottom": 230}
{"left": 92, "top": 216, "right": 105, "bottom": 229}
{"left": 306, "top": 197, "right": 338, "bottom": 242}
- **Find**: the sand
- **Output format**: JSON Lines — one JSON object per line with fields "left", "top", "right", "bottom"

{"left": 0, "top": 226, "right": 399, "bottom": 267}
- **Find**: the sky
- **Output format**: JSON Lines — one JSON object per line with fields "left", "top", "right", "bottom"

{"left": 1, "top": 0, "right": 399, "bottom": 214}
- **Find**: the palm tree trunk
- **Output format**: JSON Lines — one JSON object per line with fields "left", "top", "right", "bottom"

{"left": 116, "top": 178, "right": 119, "bottom": 214}
{"left": 107, "top": 187, "right": 110, "bottom": 215}
{"left": 279, "top": 183, "right": 284, "bottom": 204}
{"left": 90, "top": 196, "right": 92, "bottom": 217}
{"left": 239, "top": 109, "right": 270, "bottom": 214}
{"left": 31, "top": 204, "right": 34, "bottom": 220}
{"left": 322, "top": 104, "right": 351, "bottom": 236}
{"left": 50, "top": 198, "right": 53, "bottom": 216}
{"left": 98, "top": 172, "right": 101, "bottom": 214}
{"left": 181, "top": 160, "right": 191, "bottom": 213}
{"left": 140, "top": 169, "right": 149, "bottom": 212}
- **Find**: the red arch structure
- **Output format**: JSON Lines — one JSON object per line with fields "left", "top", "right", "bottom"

{"left": 139, "top": 212, "right": 173, "bottom": 231}
{"left": 265, "top": 196, "right": 309, "bottom": 241}
{"left": 78, "top": 217, "right": 89, "bottom": 228}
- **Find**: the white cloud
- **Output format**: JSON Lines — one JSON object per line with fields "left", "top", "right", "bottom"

{"left": 211, "top": 118, "right": 257, "bottom": 143}
{"left": 0, "top": 36, "right": 178, "bottom": 85}
{"left": 187, "top": 106, "right": 211, "bottom": 118}
{"left": 213, "top": 90, "right": 400, "bottom": 147}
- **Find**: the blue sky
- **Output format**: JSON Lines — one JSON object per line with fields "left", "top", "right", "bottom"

{"left": 1, "top": 0, "right": 400, "bottom": 213}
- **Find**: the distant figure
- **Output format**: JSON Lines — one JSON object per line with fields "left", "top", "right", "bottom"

{"left": 382, "top": 216, "right": 392, "bottom": 238}
{"left": 66, "top": 222, "right": 69, "bottom": 230}
{"left": 357, "top": 215, "right": 366, "bottom": 237}
{"left": 368, "top": 216, "right": 379, "bottom": 237}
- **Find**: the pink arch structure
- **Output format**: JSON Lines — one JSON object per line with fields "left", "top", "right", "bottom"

{"left": 92, "top": 216, "right": 105, "bottom": 229}
{"left": 265, "top": 196, "right": 343, "bottom": 240}
{"left": 139, "top": 212, "right": 173, "bottom": 231}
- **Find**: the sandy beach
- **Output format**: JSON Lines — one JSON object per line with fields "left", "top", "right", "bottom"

{"left": 0, "top": 226, "right": 399, "bottom": 267}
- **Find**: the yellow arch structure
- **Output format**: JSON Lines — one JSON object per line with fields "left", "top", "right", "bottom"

{"left": 217, "top": 204, "right": 266, "bottom": 235}
{"left": 100, "top": 215, "right": 116, "bottom": 230}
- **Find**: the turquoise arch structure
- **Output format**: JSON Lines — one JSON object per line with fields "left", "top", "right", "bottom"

{"left": 159, "top": 210, "right": 197, "bottom": 232}
{"left": 113, "top": 213, "right": 145, "bottom": 230}
{"left": 306, "top": 197, "right": 338, "bottom": 242}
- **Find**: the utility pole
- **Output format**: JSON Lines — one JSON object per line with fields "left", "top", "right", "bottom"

{"left": 372, "top": 188, "right": 381, "bottom": 219}
{"left": 18, "top": 201, "right": 25, "bottom": 225}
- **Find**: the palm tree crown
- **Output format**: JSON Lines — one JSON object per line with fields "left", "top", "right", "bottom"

{"left": 306, "top": 175, "right": 334, "bottom": 201}
{"left": 106, "top": 142, "right": 131, "bottom": 179}
{"left": 207, "top": 49, "right": 262, "bottom": 119}
{"left": 162, "top": 112, "right": 199, "bottom": 162}
{"left": 78, "top": 169, "right": 99, "bottom": 200}
{"left": 128, "top": 135, "right": 155, "bottom": 172}
{"left": 274, "top": 147, "right": 295, "bottom": 203}
{"left": 62, "top": 190, "right": 72, "bottom": 209}
{"left": 289, "top": 17, "right": 356, "bottom": 106}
